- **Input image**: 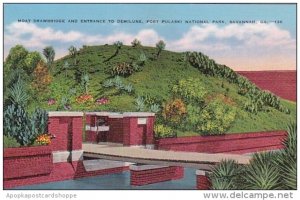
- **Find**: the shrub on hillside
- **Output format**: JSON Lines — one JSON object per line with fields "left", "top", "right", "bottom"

{"left": 154, "top": 124, "right": 176, "bottom": 138}
{"left": 111, "top": 62, "right": 135, "bottom": 77}
{"left": 172, "top": 78, "right": 207, "bottom": 104}
{"left": 162, "top": 98, "right": 187, "bottom": 124}
{"left": 103, "top": 76, "right": 135, "bottom": 94}
{"left": 32, "top": 60, "right": 52, "bottom": 92}
{"left": 197, "top": 100, "right": 236, "bottom": 135}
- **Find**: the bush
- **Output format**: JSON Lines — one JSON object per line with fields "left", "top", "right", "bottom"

{"left": 162, "top": 98, "right": 187, "bottom": 124}
{"left": 154, "top": 124, "right": 176, "bottom": 138}
{"left": 150, "top": 104, "right": 160, "bottom": 113}
{"left": 111, "top": 62, "right": 135, "bottom": 77}
{"left": 4, "top": 104, "right": 48, "bottom": 146}
{"left": 4, "top": 104, "right": 36, "bottom": 146}
{"left": 8, "top": 76, "right": 29, "bottom": 107}
{"left": 172, "top": 78, "right": 207, "bottom": 104}
{"left": 135, "top": 96, "right": 146, "bottom": 111}
{"left": 197, "top": 100, "right": 236, "bottom": 134}
{"left": 32, "top": 60, "right": 52, "bottom": 92}
{"left": 102, "top": 76, "right": 134, "bottom": 94}
{"left": 32, "top": 108, "right": 48, "bottom": 134}
{"left": 210, "top": 160, "right": 243, "bottom": 190}
{"left": 210, "top": 122, "right": 297, "bottom": 190}
{"left": 4, "top": 135, "right": 21, "bottom": 148}
{"left": 185, "top": 104, "right": 202, "bottom": 128}
{"left": 243, "top": 152, "right": 280, "bottom": 189}
{"left": 138, "top": 52, "right": 147, "bottom": 65}
{"left": 276, "top": 122, "right": 296, "bottom": 189}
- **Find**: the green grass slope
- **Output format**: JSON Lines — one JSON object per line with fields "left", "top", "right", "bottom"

{"left": 31, "top": 45, "right": 296, "bottom": 135}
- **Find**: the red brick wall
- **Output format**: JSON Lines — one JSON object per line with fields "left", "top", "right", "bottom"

{"left": 4, "top": 146, "right": 52, "bottom": 180}
{"left": 146, "top": 117, "right": 155, "bottom": 145}
{"left": 85, "top": 115, "right": 92, "bottom": 125}
{"left": 135, "top": 125, "right": 146, "bottom": 145}
{"left": 72, "top": 161, "right": 129, "bottom": 179}
{"left": 129, "top": 118, "right": 138, "bottom": 145}
{"left": 156, "top": 131, "right": 286, "bottom": 154}
{"left": 123, "top": 117, "right": 155, "bottom": 146}
{"left": 197, "top": 174, "right": 211, "bottom": 190}
{"left": 72, "top": 117, "right": 83, "bottom": 150}
{"left": 4, "top": 162, "right": 75, "bottom": 189}
{"left": 48, "top": 117, "right": 72, "bottom": 151}
{"left": 130, "top": 166, "right": 184, "bottom": 186}
{"left": 48, "top": 116, "right": 83, "bottom": 151}
{"left": 108, "top": 118, "right": 124, "bottom": 143}
{"left": 4, "top": 160, "right": 129, "bottom": 189}
{"left": 123, "top": 117, "right": 131, "bottom": 145}
{"left": 86, "top": 131, "right": 98, "bottom": 143}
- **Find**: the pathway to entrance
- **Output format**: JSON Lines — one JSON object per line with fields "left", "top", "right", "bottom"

{"left": 83, "top": 143, "right": 251, "bottom": 169}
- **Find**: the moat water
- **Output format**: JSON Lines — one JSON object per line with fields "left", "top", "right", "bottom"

{"left": 15, "top": 168, "right": 196, "bottom": 190}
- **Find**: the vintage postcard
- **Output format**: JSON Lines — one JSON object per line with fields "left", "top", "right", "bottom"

{"left": 2, "top": 2, "right": 297, "bottom": 193}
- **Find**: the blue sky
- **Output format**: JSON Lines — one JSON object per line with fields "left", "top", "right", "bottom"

{"left": 4, "top": 4, "right": 296, "bottom": 71}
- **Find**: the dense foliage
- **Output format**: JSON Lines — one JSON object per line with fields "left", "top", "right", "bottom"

{"left": 210, "top": 122, "right": 297, "bottom": 190}
{"left": 172, "top": 78, "right": 207, "bottom": 104}
{"left": 162, "top": 98, "right": 187, "bottom": 124}
{"left": 111, "top": 62, "right": 137, "bottom": 77}
{"left": 195, "top": 100, "right": 236, "bottom": 134}
{"left": 32, "top": 60, "right": 52, "bottom": 92}
{"left": 154, "top": 124, "right": 176, "bottom": 138}
{"left": 4, "top": 104, "right": 48, "bottom": 146}
{"left": 185, "top": 51, "right": 289, "bottom": 114}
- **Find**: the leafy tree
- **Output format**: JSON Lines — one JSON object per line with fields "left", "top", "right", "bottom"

{"left": 43, "top": 46, "right": 55, "bottom": 66}
{"left": 131, "top": 38, "right": 141, "bottom": 47}
{"left": 32, "top": 60, "right": 52, "bottom": 92}
{"left": 24, "top": 51, "right": 43, "bottom": 74}
{"left": 155, "top": 40, "right": 166, "bottom": 59}
{"left": 113, "top": 41, "right": 123, "bottom": 56}
{"left": 4, "top": 45, "right": 29, "bottom": 86}
{"left": 5, "top": 45, "right": 43, "bottom": 77}
{"left": 68, "top": 45, "right": 77, "bottom": 65}
{"left": 4, "top": 46, "right": 43, "bottom": 107}
{"left": 4, "top": 45, "right": 28, "bottom": 70}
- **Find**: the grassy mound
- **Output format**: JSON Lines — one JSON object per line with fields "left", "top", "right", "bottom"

{"left": 24, "top": 44, "right": 296, "bottom": 136}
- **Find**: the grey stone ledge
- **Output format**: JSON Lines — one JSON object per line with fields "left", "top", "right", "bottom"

{"left": 48, "top": 111, "right": 84, "bottom": 117}
{"left": 129, "top": 164, "right": 169, "bottom": 171}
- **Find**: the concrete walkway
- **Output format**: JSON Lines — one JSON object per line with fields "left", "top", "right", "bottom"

{"left": 83, "top": 144, "right": 251, "bottom": 169}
